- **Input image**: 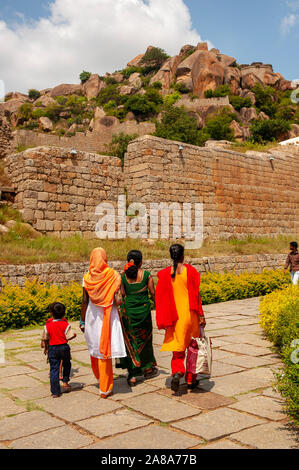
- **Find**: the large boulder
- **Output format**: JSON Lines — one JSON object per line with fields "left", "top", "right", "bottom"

{"left": 119, "top": 85, "right": 136, "bottom": 96}
{"left": 176, "top": 50, "right": 225, "bottom": 97}
{"left": 239, "top": 107, "right": 258, "bottom": 122}
{"left": 49, "top": 84, "right": 82, "bottom": 98}
{"left": 230, "top": 120, "right": 243, "bottom": 141}
{"left": 34, "top": 95, "right": 57, "bottom": 107}
{"left": 82, "top": 74, "right": 104, "bottom": 100}
{"left": 150, "top": 55, "right": 181, "bottom": 90}
{"left": 239, "top": 89, "right": 256, "bottom": 105}
{"left": 128, "top": 73, "right": 142, "bottom": 90}
{"left": 39, "top": 116, "right": 53, "bottom": 131}
{"left": 4, "top": 92, "right": 28, "bottom": 101}
{"left": 127, "top": 53, "right": 144, "bottom": 67}
{"left": 288, "top": 124, "right": 299, "bottom": 139}
{"left": 224, "top": 67, "right": 241, "bottom": 95}
{"left": 0, "top": 96, "right": 30, "bottom": 115}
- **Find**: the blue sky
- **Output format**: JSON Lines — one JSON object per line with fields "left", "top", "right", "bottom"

{"left": 0, "top": 0, "right": 298, "bottom": 93}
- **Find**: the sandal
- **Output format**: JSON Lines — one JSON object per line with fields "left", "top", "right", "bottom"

{"left": 100, "top": 391, "right": 113, "bottom": 399}
{"left": 127, "top": 377, "right": 137, "bottom": 387}
{"left": 62, "top": 383, "right": 72, "bottom": 393}
{"left": 187, "top": 380, "right": 199, "bottom": 390}
{"left": 144, "top": 367, "right": 158, "bottom": 380}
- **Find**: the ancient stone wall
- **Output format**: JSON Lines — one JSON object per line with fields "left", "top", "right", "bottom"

{"left": 124, "top": 136, "right": 299, "bottom": 239}
{"left": 12, "top": 118, "right": 156, "bottom": 155}
{"left": 0, "top": 114, "right": 12, "bottom": 160}
{"left": 0, "top": 254, "right": 287, "bottom": 286}
{"left": 5, "top": 135, "right": 299, "bottom": 240}
{"left": 5, "top": 146, "right": 123, "bottom": 238}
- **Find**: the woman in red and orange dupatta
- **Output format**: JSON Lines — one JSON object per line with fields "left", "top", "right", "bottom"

{"left": 80, "top": 248, "right": 126, "bottom": 398}
{"left": 155, "top": 244, "right": 206, "bottom": 392}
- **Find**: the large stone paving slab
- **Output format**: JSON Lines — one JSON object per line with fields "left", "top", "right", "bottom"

{"left": 84, "top": 378, "right": 158, "bottom": 401}
{"left": 199, "top": 367, "right": 275, "bottom": 397}
{"left": 229, "top": 396, "right": 287, "bottom": 421}
{"left": 218, "top": 354, "right": 281, "bottom": 369}
{"left": 11, "top": 384, "right": 52, "bottom": 401}
{"left": 36, "top": 390, "right": 122, "bottom": 422}
{"left": 159, "top": 388, "right": 235, "bottom": 410}
{"left": 0, "top": 374, "right": 41, "bottom": 390}
{"left": 77, "top": 409, "right": 153, "bottom": 438}
{"left": 0, "top": 365, "right": 35, "bottom": 378}
{"left": 84, "top": 425, "right": 202, "bottom": 449}
{"left": 15, "top": 350, "right": 45, "bottom": 363}
{"left": 0, "top": 410, "right": 64, "bottom": 441}
{"left": 231, "top": 422, "right": 299, "bottom": 449}
{"left": 172, "top": 408, "right": 265, "bottom": 441}
{"left": 0, "top": 396, "right": 27, "bottom": 417}
{"left": 121, "top": 392, "right": 201, "bottom": 423}
{"left": 220, "top": 333, "right": 271, "bottom": 348}
{"left": 72, "top": 350, "right": 92, "bottom": 365}
{"left": 219, "top": 343, "right": 273, "bottom": 357}
{"left": 10, "top": 425, "right": 93, "bottom": 449}
{"left": 210, "top": 361, "right": 244, "bottom": 377}
{"left": 199, "top": 439, "right": 247, "bottom": 449}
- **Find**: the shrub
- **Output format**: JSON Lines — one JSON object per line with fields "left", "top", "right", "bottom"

{"left": 125, "top": 89, "right": 163, "bottom": 120}
{"left": 141, "top": 47, "right": 169, "bottom": 67}
{"left": 252, "top": 83, "right": 278, "bottom": 118}
{"left": 229, "top": 95, "right": 252, "bottom": 111}
{"left": 0, "top": 279, "right": 82, "bottom": 332}
{"left": 97, "top": 84, "right": 123, "bottom": 107}
{"left": 173, "top": 82, "right": 190, "bottom": 94}
{"left": 150, "top": 81, "right": 163, "bottom": 90}
{"left": 155, "top": 105, "right": 200, "bottom": 145}
{"left": 17, "top": 103, "right": 33, "bottom": 121}
{"left": 250, "top": 118, "right": 291, "bottom": 143}
{"left": 205, "top": 108, "right": 236, "bottom": 141}
{"left": 65, "top": 95, "right": 87, "bottom": 116}
{"left": 28, "top": 89, "right": 41, "bottom": 100}
{"left": 260, "top": 286, "right": 299, "bottom": 424}
{"left": 122, "top": 66, "right": 143, "bottom": 80}
{"left": 80, "top": 70, "right": 91, "bottom": 83}
{"left": 163, "top": 91, "right": 181, "bottom": 107}
{"left": 204, "top": 85, "right": 231, "bottom": 98}
{"left": 107, "top": 133, "right": 139, "bottom": 166}
{"left": 44, "top": 103, "right": 63, "bottom": 122}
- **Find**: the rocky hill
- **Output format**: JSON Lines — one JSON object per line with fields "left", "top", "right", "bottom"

{"left": 1, "top": 43, "right": 298, "bottom": 150}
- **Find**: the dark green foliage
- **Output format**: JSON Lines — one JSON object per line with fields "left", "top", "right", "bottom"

{"left": 173, "top": 82, "right": 190, "bottom": 94}
{"left": 252, "top": 83, "right": 278, "bottom": 118}
{"left": 17, "top": 103, "right": 33, "bottom": 121}
{"left": 80, "top": 70, "right": 91, "bottom": 83}
{"left": 44, "top": 103, "right": 63, "bottom": 122}
{"left": 107, "top": 133, "right": 139, "bottom": 165}
{"left": 28, "top": 89, "right": 41, "bottom": 100}
{"left": 97, "top": 84, "right": 123, "bottom": 107}
{"left": 205, "top": 108, "right": 236, "bottom": 141}
{"left": 250, "top": 118, "right": 291, "bottom": 143}
{"left": 125, "top": 88, "right": 163, "bottom": 120}
{"left": 141, "top": 47, "right": 169, "bottom": 67}
{"left": 155, "top": 106, "right": 200, "bottom": 145}
{"left": 204, "top": 84, "right": 231, "bottom": 98}
{"left": 229, "top": 95, "right": 252, "bottom": 111}
{"left": 122, "top": 66, "right": 143, "bottom": 79}
{"left": 150, "top": 81, "right": 163, "bottom": 90}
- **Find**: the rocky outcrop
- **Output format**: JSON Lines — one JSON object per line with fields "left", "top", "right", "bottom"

{"left": 150, "top": 55, "right": 181, "bottom": 90}
{"left": 239, "top": 107, "right": 258, "bottom": 122}
{"left": 34, "top": 95, "right": 57, "bottom": 107}
{"left": 39, "top": 117, "right": 53, "bottom": 132}
{"left": 49, "top": 84, "right": 82, "bottom": 98}
{"left": 82, "top": 74, "right": 104, "bottom": 100}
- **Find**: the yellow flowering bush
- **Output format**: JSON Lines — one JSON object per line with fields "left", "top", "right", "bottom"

{"left": 200, "top": 269, "right": 290, "bottom": 305}
{"left": 260, "top": 285, "right": 299, "bottom": 341}
{"left": 259, "top": 286, "right": 299, "bottom": 424}
{"left": 0, "top": 278, "right": 82, "bottom": 332}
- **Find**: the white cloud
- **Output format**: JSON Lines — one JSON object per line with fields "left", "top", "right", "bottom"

{"left": 281, "top": 0, "right": 299, "bottom": 35}
{"left": 0, "top": 0, "right": 207, "bottom": 94}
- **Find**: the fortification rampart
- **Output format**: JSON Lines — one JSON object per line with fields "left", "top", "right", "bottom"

{"left": 5, "top": 135, "right": 299, "bottom": 240}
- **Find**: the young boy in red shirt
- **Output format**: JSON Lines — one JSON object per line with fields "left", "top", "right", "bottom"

{"left": 41, "top": 302, "right": 76, "bottom": 398}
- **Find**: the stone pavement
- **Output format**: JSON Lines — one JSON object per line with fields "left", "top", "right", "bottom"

{"left": 0, "top": 297, "right": 298, "bottom": 449}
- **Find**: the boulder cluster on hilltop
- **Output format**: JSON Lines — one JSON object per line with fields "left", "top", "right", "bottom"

{"left": 1, "top": 43, "right": 298, "bottom": 147}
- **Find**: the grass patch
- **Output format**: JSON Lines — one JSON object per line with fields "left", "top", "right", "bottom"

{"left": 230, "top": 141, "right": 278, "bottom": 153}
{"left": 0, "top": 232, "right": 298, "bottom": 265}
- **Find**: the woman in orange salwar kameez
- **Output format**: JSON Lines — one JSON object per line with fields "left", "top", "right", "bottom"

{"left": 80, "top": 248, "right": 126, "bottom": 398}
{"left": 155, "top": 244, "right": 206, "bottom": 392}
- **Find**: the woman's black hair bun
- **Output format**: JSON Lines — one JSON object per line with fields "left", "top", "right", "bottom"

{"left": 126, "top": 250, "right": 142, "bottom": 280}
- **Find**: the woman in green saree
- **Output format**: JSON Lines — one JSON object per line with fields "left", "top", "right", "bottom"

{"left": 117, "top": 250, "right": 158, "bottom": 386}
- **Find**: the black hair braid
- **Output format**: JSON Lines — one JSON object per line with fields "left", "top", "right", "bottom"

{"left": 126, "top": 250, "right": 143, "bottom": 280}
{"left": 170, "top": 244, "right": 184, "bottom": 279}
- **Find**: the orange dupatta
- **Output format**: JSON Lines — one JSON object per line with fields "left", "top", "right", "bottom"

{"left": 83, "top": 248, "right": 121, "bottom": 359}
